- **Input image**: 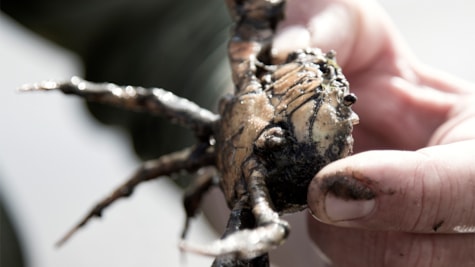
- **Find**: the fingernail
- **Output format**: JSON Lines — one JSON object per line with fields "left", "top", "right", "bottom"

{"left": 315, "top": 174, "right": 376, "bottom": 222}
{"left": 325, "top": 194, "right": 375, "bottom": 221}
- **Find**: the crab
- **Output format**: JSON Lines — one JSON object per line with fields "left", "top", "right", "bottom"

{"left": 21, "top": 0, "right": 359, "bottom": 265}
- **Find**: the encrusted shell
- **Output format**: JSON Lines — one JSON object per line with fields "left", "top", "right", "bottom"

{"left": 216, "top": 48, "right": 358, "bottom": 211}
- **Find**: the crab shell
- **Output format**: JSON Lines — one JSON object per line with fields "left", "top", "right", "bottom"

{"left": 216, "top": 48, "right": 359, "bottom": 213}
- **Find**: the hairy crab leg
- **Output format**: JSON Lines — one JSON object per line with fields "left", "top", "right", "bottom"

{"left": 179, "top": 159, "right": 289, "bottom": 259}
{"left": 56, "top": 145, "right": 216, "bottom": 247}
{"left": 20, "top": 76, "right": 219, "bottom": 139}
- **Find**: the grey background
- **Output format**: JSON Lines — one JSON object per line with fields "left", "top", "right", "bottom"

{"left": 1, "top": 0, "right": 475, "bottom": 266}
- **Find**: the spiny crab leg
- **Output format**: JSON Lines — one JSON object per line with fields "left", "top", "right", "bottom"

{"left": 20, "top": 76, "right": 219, "bottom": 139}
{"left": 56, "top": 145, "right": 216, "bottom": 247}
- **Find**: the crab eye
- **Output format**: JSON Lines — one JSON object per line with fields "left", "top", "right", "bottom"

{"left": 343, "top": 93, "right": 357, "bottom": 106}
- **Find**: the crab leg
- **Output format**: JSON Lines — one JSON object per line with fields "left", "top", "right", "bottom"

{"left": 211, "top": 196, "right": 270, "bottom": 267}
{"left": 179, "top": 159, "right": 289, "bottom": 259}
{"left": 56, "top": 145, "right": 215, "bottom": 247}
{"left": 20, "top": 76, "right": 219, "bottom": 138}
{"left": 225, "top": 0, "right": 285, "bottom": 91}
{"left": 182, "top": 166, "right": 218, "bottom": 239}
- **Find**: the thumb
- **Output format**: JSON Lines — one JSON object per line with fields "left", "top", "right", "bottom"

{"left": 273, "top": 0, "right": 355, "bottom": 60}
{"left": 273, "top": 0, "right": 391, "bottom": 71}
{"left": 308, "top": 140, "right": 475, "bottom": 233}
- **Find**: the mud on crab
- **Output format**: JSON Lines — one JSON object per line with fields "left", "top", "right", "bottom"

{"left": 22, "top": 0, "right": 359, "bottom": 265}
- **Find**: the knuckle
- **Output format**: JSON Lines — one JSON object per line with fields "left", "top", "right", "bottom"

{"left": 405, "top": 152, "right": 445, "bottom": 232}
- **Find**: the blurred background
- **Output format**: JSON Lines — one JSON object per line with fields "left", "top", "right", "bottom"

{"left": 1, "top": 0, "right": 475, "bottom": 266}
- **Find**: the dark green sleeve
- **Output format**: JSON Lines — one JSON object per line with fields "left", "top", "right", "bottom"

{"left": 2, "top": 0, "right": 231, "bottom": 160}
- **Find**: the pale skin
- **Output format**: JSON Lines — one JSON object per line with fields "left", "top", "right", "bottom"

{"left": 273, "top": 0, "right": 475, "bottom": 266}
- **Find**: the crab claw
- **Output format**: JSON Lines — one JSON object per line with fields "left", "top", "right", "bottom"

{"left": 179, "top": 220, "right": 289, "bottom": 260}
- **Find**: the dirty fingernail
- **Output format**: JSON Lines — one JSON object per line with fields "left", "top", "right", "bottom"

{"left": 325, "top": 194, "right": 375, "bottom": 221}
{"left": 311, "top": 174, "right": 376, "bottom": 222}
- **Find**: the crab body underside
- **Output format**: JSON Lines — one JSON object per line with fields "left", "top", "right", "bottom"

{"left": 22, "top": 0, "right": 359, "bottom": 266}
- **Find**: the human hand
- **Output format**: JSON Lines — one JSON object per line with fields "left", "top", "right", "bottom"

{"left": 274, "top": 0, "right": 475, "bottom": 266}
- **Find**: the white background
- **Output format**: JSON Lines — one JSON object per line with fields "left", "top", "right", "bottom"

{"left": 1, "top": 1, "right": 475, "bottom": 266}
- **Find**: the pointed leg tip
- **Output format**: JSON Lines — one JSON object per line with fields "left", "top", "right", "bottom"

{"left": 54, "top": 239, "right": 66, "bottom": 248}
{"left": 54, "top": 235, "right": 69, "bottom": 248}
{"left": 178, "top": 239, "right": 190, "bottom": 252}
{"left": 18, "top": 80, "right": 61, "bottom": 92}
{"left": 54, "top": 224, "right": 82, "bottom": 248}
{"left": 179, "top": 239, "right": 213, "bottom": 256}
{"left": 18, "top": 76, "right": 82, "bottom": 92}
